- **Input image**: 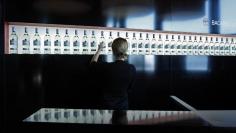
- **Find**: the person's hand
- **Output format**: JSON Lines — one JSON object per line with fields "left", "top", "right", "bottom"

{"left": 98, "top": 42, "right": 105, "bottom": 51}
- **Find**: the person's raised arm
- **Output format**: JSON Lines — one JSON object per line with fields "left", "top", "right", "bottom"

{"left": 90, "top": 43, "right": 104, "bottom": 63}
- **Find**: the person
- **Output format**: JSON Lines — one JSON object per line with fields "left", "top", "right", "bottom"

{"left": 111, "top": 110, "right": 128, "bottom": 125}
{"left": 90, "top": 37, "right": 136, "bottom": 110}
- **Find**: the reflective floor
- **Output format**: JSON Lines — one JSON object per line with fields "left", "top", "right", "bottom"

{"left": 23, "top": 108, "right": 204, "bottom": 125}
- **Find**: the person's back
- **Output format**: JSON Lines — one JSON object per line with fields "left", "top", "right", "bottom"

{"left": 90, "top": 37, "right": 136, "bottom": 110}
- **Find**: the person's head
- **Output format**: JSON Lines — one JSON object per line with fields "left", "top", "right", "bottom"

{"left": 112, "top": 37, "right": 128, "bottom": 60}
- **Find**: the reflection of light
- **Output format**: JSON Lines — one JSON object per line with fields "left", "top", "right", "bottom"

{"left": 106, "top": 55, "right": 114, "bottom": 63}
{"left": 163, "top": 0, "right": 209, "bottom": 33}
{"left": 220, "top": 0, "right": 236, "bottom": 34}
{"left": 128, "top": 56, "right": 144, "bottom": 71}
{"left": 144, "top": 55, "right": 156, "bottom": 72}
{"left": 125, "top": 12, "right": 155, "bottom": 30}
{"left": 106, "top": 17, "right": 114, "bottom": 27}
{"left": 33, "top": 72, "right": 42, "bottom": 85}
{"left": 186, "top": 56, "right": 209, "bottom": 72}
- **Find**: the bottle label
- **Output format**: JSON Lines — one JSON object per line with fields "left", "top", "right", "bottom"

{"left": 10, "top": 39, "right": 18, "bottom": 46}
{"left": 64, "top": 40, "right": 69, "bottom": 46}
{"left": 33, "top": 39, "right": 40, "bottom": 46}
{"left": 73, "top": 41, "right": 79, "bottom": 47}
{"left": 91, "top": 41, "right": 96, "bottom": 47}
{"left": 54, "top": 40, "right": 61, "bottom": 46}
{"left": 22, "top": 39, "right": 30, "bottom": 46}
{"left": 44, "top": 40, "right": 51, "bottom": 46}
{"left": 83, "top": 41, "right": 88, "bottom": 47}
{"left": 145, "top": 43, "right": 149, "bottom": 48}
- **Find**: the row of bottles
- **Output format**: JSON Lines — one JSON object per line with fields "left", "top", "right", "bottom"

{"left": 24, "top": 108, "right": 196, "bottom": 124}
{"left": 9, "top": 26, "right": 236, "bottom": 56}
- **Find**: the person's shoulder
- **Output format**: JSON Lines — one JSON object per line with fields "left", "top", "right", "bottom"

{"left": 128, "top": 63, "right": 136, "bottom": 72}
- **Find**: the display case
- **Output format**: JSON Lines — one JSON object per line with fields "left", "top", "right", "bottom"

{"left": 5, "top": 22, "right": 236, "bottom": 56}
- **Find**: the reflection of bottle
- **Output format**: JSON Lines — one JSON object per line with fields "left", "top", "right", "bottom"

{"left": 214, "top": 37, "right": 220, "bottom": 55}
{"left": 182, "top": 36, "right": 187, "bottom": 55}
{"left": 108, "top": 31, "right": 113, "bottom": 55}
{"left": 198, "top": 36, "right": 204, "bottom": 55}
{"left": 63, "top": 29, "right": 70, "bottom": 54}
{"left": 209, "top": 37, "right": 215, "bottom": 56}
{"left": 164, "top": 35, "right": 170, "bottom": 55}
{"left": 73, "top": 30, "right": 80, "bottom": 54}
{"left": 9, "top": 27, "right": 18, "bottom": 54}
{"left": 176, "top": 35, "right": 182, "bottom": 55}
{"left": 145, "top": 33, "right": 150, "bottom": 55}
{"left": 170, "top": 35, "right": 176, "bottom": 55}
{"left": 193, "top": 36, "right": 198, "bottom": 55}
{"left": 219, "top": 38, "right": 225, "bottom": 56}
{"left": 157, "top": 34, "right": 163, "bottom": 55}
{"left": 54, "top": 29, "right": 61, "bottom": 54}
{"left": 22, "top": 27, "right": 30, "bottom": 54}
{"left": 90, "top": 30, "right": 97, "bottom": 54}
{"left": 82, "top": 30, "right": 89, "bottom": 54}
{"left": 225, "top": 38, "right": 230, "bottom": 56}
{"left": 203, "top": 37, "right": 209, "bottom": 55}
{"left": 99, "top": 31, "right": 106, "bottom": 54}
{"left": 187, "top": 36, "right": 193, "bottom": 55}
{"left": 138, "top": 33, "right": 144, "bottom": 55}
{"left": 151, "top": 34, "right": 157, "bottom": 55}
{"left": 44, "top": 28, "right": 51, "bottom": 54}
{"left": 131, "top": 33, "right": 138, "bottom": 55}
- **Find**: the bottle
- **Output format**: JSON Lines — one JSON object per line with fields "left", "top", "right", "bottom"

{"left": 157, "top": 34, "right": 164, "bottom": 55}
{"left": 107, "top": 31, "right": 113, "bottom": 55}
{"left": 198, "top": 36, "right": 204, "bottom": 55}
{"left": 182, "top": 36, "right": 187, "bottom": 55}
{"left": 151, "top": 34, "right": 157, "bottom": 55}
{"left": 131, "top": 32, "right": 138, "bottom": 55}
{"left": 164, "top": 35, "right": 170, "bottom": 55}
{"left": 82, "top": 30, "right": 89, "bottom": 54}
{"left": 209, "top": 37, "right": 215, "bottom": 56}
{"left": 176, "top": 35, "right": 182, "bottom": 55}
{"left": 90, "top": 30, "right": 97, "bottom": 54}
{"left": 44, "top": 28, "right": 51, "bottom": 54}
{"left": 214, "top": 37, "right": 220, "bottom": 56}
{"left": 99, "top": 31, "right": 106, "bottom": 54}
{"left": 138, "top": 33, "right": 144, "bottom": 55}
{"left": 73, "top": 30, "right": 80, "bottom": 54}
{"left": 233, "top": 38, "right": 236, "bottom": 56}
{"left": 187, "top": 36, "right": 193, "bottom": 55}
{"left": 224, "top": 38, "right": 230, "bottom": 56}
{"left": 219, "top": 38, "right": 225, "bottom": 56}
{"left": 125, "top": 32, "right": 131, "bottom": 55}
{"left": 54, "top": 29, "right": 61, "bottom": 54}
{"left": 230, "top": 38, "right": 235, "bottom": 56}
{"left": 193, "top": 36, "right": 198, "bottom": 55}
{"left": 63, "top": 29, "right": 70, "bottom": 54}
{"left": 22, "top": 27, "right": 30, "bottom": 54}
{"left": 145, "top": 33, "right": 151, "bottom": 55}
{"left": 9, "top": 27, "right": 18, "bottom": 54}
{"left": 170, "top": 35, "right": 176, "bottom": 55}
{"left": 203, "top": 37, "right": 209, "bottom": 55}
{"left": 32, "top": 28, "right": 41, "bottom": 54}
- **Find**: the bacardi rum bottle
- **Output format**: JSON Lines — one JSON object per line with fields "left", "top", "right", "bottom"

{"left": 164, "top": 35, "right": 170, "bottom": 55}
{"left": 157, "top": 34, "right": 164, "bottom": 55}
{"left": 214, "top": 37, "right": 220, "bottom": 56}
{"left": 73, "top": 30, "right": 80, "bottom": 54}
{"left": 224, "top": 38, "right": 230, "bottom": 56}
{"left": 182, "top": 36, "right": 187, "bottom": 55}
{"left": 145, "top": 33, "right": 151, "bottom": 55}
{"left": 176, "top": 35, "right": 182, "bottom": 55}
{"left": 82, "top": 30, "right": 89, "bottom": 54}
{"left": 9, "top": 27, "right": 18, "bottom": 54}
{"left": 170, "top": 35, "right": 176, "bottom": 55}
{"left": 219, "top": 38, "right": 225, "bottom": 56}
{"left": 44, "top": 28, "right": 51, "bottom": 54}
{"left": 151, "top": 34, "right": 157, "bottom": 55}
{"left": 54, "top": 29, "right": 61, "bottom": 54}
{"left": 131, "top": 32, "right": 138, "bottom": 55}
{"left": 107, "top": 31, "right": 113, "bottom": 55}
{"left": 198, "top": 36, "right": 204, "bottom": 55}
{"left": 193, "top": 36, "right": 198, "bottom": 55}
{"left": 209, "top": 37, "right": 215, "bottom": 56}
{"left": 32, "top": 28, "right": 41, "bottom": 54}
{"left": 203, "top": 37, "right": 210, "bottom": 55}
{"left": 90, "top": 30, "right": 97, "bottom": 54}
{"left": 22, "top": 27, "right": 30, "bottom": 54}
{"left": 187, "top": 36, "right": 193, "bottom": 55}
{"left": 138, "top": 33, "right": 145, "bottom": 55}
{"left": 63, "top": 29, "right": 70, "bottom": 54}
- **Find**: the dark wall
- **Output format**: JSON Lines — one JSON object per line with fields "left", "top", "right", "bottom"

{"left": 2, "top": 0, "right": 236, "bottom": 130}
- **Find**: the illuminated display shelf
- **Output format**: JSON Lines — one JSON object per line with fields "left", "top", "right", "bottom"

{"left": 5, "top": 22, "right": 236, "bottom": 56}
